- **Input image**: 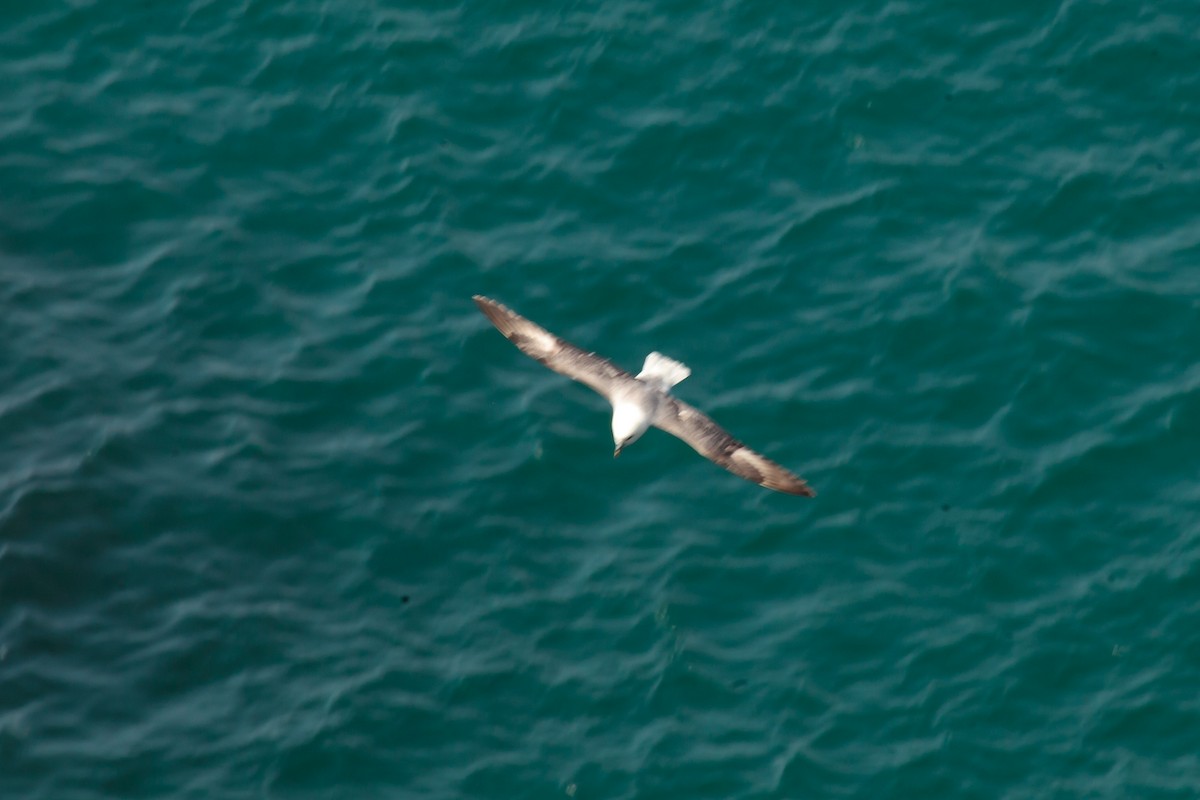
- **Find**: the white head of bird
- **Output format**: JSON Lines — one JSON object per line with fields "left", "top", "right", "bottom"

{"left": 611, "top": 401, "right": 650, "bottom": 457}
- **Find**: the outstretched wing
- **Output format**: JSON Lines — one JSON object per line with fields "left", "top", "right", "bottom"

{"left": 652, "top": 395, "right": 815, "bottom": 496}
{"left": 474, "top": 295, "right": 636, "bottom": 401}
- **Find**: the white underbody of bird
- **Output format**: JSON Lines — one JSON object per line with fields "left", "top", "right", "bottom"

{"left": 473, "top": 295, "right": 815, "bottom": 496}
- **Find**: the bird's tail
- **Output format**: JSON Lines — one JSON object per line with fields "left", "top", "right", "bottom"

{"left": 638, "top": 352, "right": 691, "bottom": 390}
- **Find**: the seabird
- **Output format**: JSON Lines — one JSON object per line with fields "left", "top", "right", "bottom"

{"left": 473, "top": 295, "right": 815, "bottom": 496}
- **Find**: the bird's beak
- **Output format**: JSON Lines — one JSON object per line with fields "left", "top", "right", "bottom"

{"left": 613, "top": 445, "right": 622, "bottom": 458}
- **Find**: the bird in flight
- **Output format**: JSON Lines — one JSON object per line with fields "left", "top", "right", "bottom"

{"left": 473, "top": 296, "right": 815, "bottom": 496}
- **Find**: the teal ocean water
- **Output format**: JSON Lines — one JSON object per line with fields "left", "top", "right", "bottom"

{"left": 3, "top": 1, "right": 1199, "bottom": 797}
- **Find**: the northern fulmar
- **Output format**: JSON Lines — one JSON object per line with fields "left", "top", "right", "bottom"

{"left": 473, "top": 296, "right": 815, "bottom": 496}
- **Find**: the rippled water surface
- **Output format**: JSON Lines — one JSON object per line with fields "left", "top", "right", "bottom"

{"left": 3, "top": 1, "right": 1199, "bottom": 797}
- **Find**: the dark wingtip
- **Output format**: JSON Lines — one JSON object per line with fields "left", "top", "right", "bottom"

{"left": 473, "top": 295, "right": 509, "bottom": 317}
{"left": 766, "top": 472, "right": 816, "bottom": 497}
{"left": 473, "top": 295, "right": 522, "bottom": 339}
{"left": 778, "top": 480, "right": 816, "bottom": 497}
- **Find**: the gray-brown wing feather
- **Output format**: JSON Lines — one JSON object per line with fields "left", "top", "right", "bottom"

{"left": 474, "top": 295, "right": 636, "bottom": 400}
{"left": 652, "top": 395, "right": 815, "bottom": 496}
